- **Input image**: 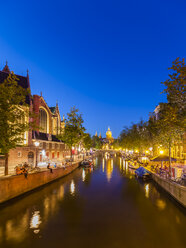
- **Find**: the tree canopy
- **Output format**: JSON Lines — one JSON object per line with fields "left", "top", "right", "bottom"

{"left": 0, "top": 73, "right": 30, "bottom": 175}
{"left": 57, "top": 107, "right": 85, "bottom": 157}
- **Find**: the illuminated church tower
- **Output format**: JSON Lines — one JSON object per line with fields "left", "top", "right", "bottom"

{"left": 106, "top": 127, "right": 114, "bottom": 144}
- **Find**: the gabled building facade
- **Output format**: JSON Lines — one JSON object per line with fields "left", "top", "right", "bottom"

{"left": 0, "top": 63, "right": 69, "bottom": 175}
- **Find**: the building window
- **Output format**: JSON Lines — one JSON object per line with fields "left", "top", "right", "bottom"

{"left": 52, "top": 152, "right": 55, "bottom": 159}
{"left": 39, "top": 108, "right": 48, "bottom": 133}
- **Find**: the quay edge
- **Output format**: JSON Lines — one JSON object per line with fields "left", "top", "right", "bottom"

{"left": 0, "top": 162, "right": 80, "bottom": 204}
{"left": 151, "top": 173, "right": 186, "bottom": 208}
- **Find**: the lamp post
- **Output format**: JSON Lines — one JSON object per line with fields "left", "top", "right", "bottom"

{"left": 34, "top": 141, "right": 39, "bottom": 167}
{"left": 159, "top": 150, "right": 164, "bottom": 169}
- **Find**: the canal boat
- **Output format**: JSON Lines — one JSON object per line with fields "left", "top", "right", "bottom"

{"left": 80, "top": 159, "right": 94, "bottom": 168}
{"left": 135, "top": 167, "right": 151, "bottom": 180}
{"left": 128, "top": 163, "right": 139, "bottom": 170}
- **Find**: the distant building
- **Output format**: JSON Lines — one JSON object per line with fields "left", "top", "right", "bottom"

{"left": 97, "top": 127, "right": 114, "bottom": 149}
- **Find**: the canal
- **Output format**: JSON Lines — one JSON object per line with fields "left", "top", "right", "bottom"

{"left": 0, "top": 156, "right": 185, "bottom": 248}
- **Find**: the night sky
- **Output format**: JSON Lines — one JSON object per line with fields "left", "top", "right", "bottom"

{"left": 0, "top": 0, "right": 186, "bottom": 137}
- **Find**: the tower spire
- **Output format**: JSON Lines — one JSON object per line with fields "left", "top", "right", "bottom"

{"left": 2, "top": 61, "right": 10, "bottom": 73}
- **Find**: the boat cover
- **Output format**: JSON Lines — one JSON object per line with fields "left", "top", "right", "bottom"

{"left": 135, "top": 167, "right": 149, "bottom": 177}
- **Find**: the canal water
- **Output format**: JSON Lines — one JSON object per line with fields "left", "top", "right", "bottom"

{"left": 0, "top": 156, "right": 185, "bottom": 248}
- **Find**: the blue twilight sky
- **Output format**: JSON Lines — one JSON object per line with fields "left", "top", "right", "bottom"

{"left": 0, "top": 0, "right": 186, "bottom": 137}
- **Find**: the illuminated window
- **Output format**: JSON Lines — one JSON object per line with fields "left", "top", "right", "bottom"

{"left": 39, "top": 109, "right": 47, "bottom": 133}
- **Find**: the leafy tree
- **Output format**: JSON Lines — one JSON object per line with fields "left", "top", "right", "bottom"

{"left": 92, "top": 135, "right": 102, "bottom": 149}
{"left": 57, "top": 107, "right": 85, "bottom": 159}
{"left": 0, "top": 73, "right": 30, "bottom": 175}
{"left": 155, "top": 103, "right": 183, "bottom": 171}
{"left": 119, "top": 120, "right": 150, "bottom": 153}
{"left": 161, "top": 57, "right": 186, "bottom": 115}
{"left": 83, "top": 133, "right": 92, "bottom": 151}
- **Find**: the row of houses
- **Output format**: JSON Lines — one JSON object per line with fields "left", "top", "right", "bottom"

{"left": 0, "top": 63, "right": 72, "bottom": 175}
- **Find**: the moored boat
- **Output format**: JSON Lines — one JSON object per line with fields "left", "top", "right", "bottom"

{"left": 135, "top": 167, "right": 151, "bottom": 180}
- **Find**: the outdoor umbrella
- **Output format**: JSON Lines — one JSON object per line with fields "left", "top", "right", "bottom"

{"left": 151, "top": 155, "right": 176, "bottom": 169}
{"left": 151, "top": 155, "right": 176, "bottom": 162}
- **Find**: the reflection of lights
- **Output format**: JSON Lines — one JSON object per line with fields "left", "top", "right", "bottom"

{"left": 176, "top": 216, "right": 180, "bottom": 224}
{"left": 111, "top": 159, "right": 113, "bottom": 170}
{"left": 30, "top": 211, "right": 42, "bottom": 234}
{"left": 126, "top": 161, "right": 128, "bottom": 170}
{"left": 70, "top": 180, "right": 75, "bottom": 195}
{"left": 102, "top": 159, "right": 105, "bottom": 172}
{"left": 58, "top": 185, "right": 64, "bottom": 199}
{"left": 42, "top": 149, "right": 46, "bottom": 156}
{"left": 82, "top": 169, "right": 85, "bottom": 181}
{"left": 106, "top": 160, "right": 113, "bottom": 182}
{"left": 145, "top": 184, "right": 149, "bottom": 198}
{"left": 156, "top": 199, "right": 166, "bottom": 210}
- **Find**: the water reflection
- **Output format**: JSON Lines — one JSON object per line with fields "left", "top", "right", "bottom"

{"left": 102, "top": 158, "right": 105, "bottom": 172}
{"left": 70, "top": 180, "right": 75, "bottom": 195}
{"left": 145, "top": 184, "right": 149, "bottom": 198}
{"left": 0, "top": 156, "right": 185, "bottom": 248}
{"left": 156, "top": 199, "right": 166, "bottom": 210}
{"left": 82, "top": 169, "right": 85, "bottom": 182}
{"left": 106, "top": 159, "right": 113, "bottom": 182}
{"left": 30, "top": 211, "right": 42, "bottom": 234}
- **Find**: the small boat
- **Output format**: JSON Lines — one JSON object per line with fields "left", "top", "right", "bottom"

{"left": 135, "top": 167, "right": 151, "bottom": 180}
{"left": 80, "top": 160, "right": 93, "bottom": 168}
{"left": 128, "top": 163, "right": 139, "bottom": 170}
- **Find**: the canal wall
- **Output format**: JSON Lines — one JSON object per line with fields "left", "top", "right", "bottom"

{"left": 152, "top": 173, "right": 186, "bottom": 208}
{"left": 0, "top": 162, "right": 80, "bottom": 204}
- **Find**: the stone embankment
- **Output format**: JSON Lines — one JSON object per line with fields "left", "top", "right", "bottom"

{"left": 152, "top": 173, "right": 186, "bottom": 208}
{"left": 0, "top": 162, "right": 80, "bottom": 204}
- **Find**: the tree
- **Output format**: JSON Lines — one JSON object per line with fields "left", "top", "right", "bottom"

{"left": 0, "top": 73, "right": 30, "bottom": 175}
{"left": 119, "top": 120, "right": 150, "bottom": 153}
{"left": 83, "top": 133, "right": 92, "bottom": 151}
{"left": 162, "top": 57, "right": 186, "bottom": 113}
{"left": 92, "top": 135, "right": 102, "bottom": 149}
{"left": 155, "top": 103, "right": 183, "bottom": 173}
{"left": 57, "top": 107, "right": 85, "bottom": 159}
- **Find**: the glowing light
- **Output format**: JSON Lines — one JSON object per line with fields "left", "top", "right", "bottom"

{"left": 135, "top": 150, "right": 139, "bottom": 153}
{"left": 70, "top": 180, "right": 75, "bottom": 195}
{"left": 82, "top": 169, "right": 85, "bottom": 181}
{"left": 30, "top": 211, "right": 42, "bottom": 234}
{"left": 42, "top": 150, "right": 46, "bottom": 156}
{"left": 34, "top": 141, "right": 39, "bottom": 147}
{"left": 145, "top": 150, "right": 149, "bottom": 154}
{"left": 159, "top": 150, "right": 164, "bottom": 155}
{"left": 145, "top": 184, "right": 149, "bottom": 198}
{"left": 149, "top": 147, "right": 153, "bottom": 151}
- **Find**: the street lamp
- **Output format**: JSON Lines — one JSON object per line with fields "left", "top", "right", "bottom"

{"left": 159, "top": 150, "right": 164, "bottom": 155}
{"left": 34, "top": 141, "right": 39, "bottom": 167}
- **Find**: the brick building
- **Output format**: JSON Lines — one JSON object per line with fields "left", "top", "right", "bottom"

{"left": 0, "top": 63, "right": 70, "bottom": 175}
